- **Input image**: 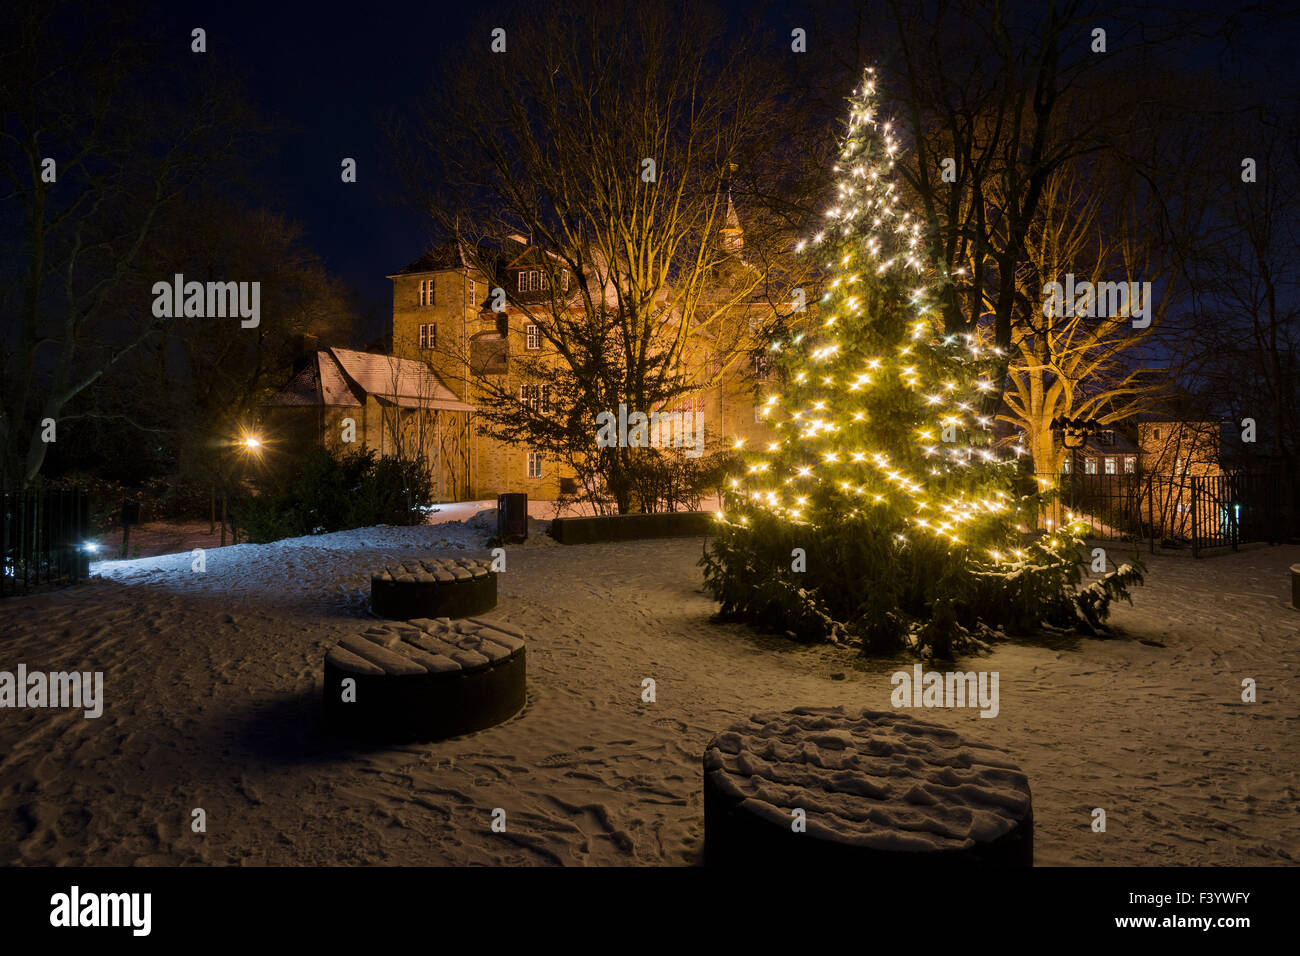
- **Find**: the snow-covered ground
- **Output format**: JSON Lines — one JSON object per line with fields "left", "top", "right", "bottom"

{"left": 0, "top": 506, "right": 1296, "bottom": 865}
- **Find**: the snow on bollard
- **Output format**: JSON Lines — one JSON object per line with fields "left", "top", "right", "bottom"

{"left": 370, "top": 557, "right": 497, "bottom": 620}
{"left": 324, "top": 617, "right": 526, "bottom": 742}
{"left": 703, "top": 707, "right": 1033, "bottom": 867}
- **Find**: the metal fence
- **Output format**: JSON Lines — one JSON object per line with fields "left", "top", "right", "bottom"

{"left": 1, "top": 485, "right": 91, "bottom": 597}
{"left": 1028, "top": 471, "right": 1287, "bottom": 557}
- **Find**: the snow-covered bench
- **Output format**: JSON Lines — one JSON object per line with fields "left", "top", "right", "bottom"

{"left": 323, "top": 617, "right": 526, "bottom": 742}
{"left": 703, "top": 707, "right": 1033, "bottom": 866}
{"left": 370, "top": 558, "right": 497, "bottom": 620}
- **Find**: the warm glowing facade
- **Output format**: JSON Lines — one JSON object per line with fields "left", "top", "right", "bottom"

{"left": 388, "top": 228, "right": 777, "bottom": 501}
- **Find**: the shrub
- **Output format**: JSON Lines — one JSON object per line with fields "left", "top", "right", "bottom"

{"left": 237, "top": 447, "right": 433, "bottom": 544}
{"left": 700, "top": 498, "right": 1145, "bottom": 660}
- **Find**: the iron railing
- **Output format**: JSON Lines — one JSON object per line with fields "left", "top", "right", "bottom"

{"left": 1028, "top": 471, "right": 1286, "bottom": 557}
{"left": 1, "top": 485, "right": 91, "bottom": 597}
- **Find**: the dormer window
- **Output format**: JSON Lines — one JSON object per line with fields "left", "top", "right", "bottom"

{"left": 516, "top": 270, "right": 549, "bottom": 292}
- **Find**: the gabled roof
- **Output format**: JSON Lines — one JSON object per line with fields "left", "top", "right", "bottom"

{"left": 1077, "top": 432, "right": 1141, "bottom": 455}
{"left": 261, "top": 352, "right": 364, "bottom": 408}
{"left": 328, "top": 347, "right": 474, "bottom": 411}
{"left": 388, "top": 240, "right": 476, "bottom": 277}
{"left": 262, "top": 349, "right": 474, "bottom": 412}
{"left": 722, "top": 192, "right": 742, "bottom": 233}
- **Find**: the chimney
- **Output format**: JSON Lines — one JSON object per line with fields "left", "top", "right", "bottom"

{"left": 290, "top": 333, "right": 319, "bottom": 373}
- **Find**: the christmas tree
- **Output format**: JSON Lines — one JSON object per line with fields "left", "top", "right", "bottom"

{"left": 702, "top": 70, "right": 1142, "bottom": 657}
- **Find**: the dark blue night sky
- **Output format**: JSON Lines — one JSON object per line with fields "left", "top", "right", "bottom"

{"left": 151, "top": 0, "right": 1298, "bottom": 340}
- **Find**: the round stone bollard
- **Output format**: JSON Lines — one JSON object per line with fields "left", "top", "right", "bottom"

{"left": 370, "top": 558, "right": 496, "bottom": 620}
{"left": 323, "top": 617, "right": 526, "bottom": 742}
{"left": 703, "top": 707, "right": 1034, "bottom": 867}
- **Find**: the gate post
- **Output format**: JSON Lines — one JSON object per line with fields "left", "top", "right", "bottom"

{"left": 1191, "top": 476, "right": 1200, "bottom": 558}
{"left": 1231, "top": 475, "right": 1239, "bottom": 552}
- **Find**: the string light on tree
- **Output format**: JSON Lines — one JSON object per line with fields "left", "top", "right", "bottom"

{"left": 702, "top": 68, "right": 1144, "bottom": 655}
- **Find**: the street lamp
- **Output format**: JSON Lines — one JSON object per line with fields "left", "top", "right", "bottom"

{"left": 218, "top": 427, "right": 266, "bottom": 546}
{"left": 238, "top": 429, "right": 264, "bottom": 455}
{"left": 1050, "top": 416, "right": 1106, "bottom": 513}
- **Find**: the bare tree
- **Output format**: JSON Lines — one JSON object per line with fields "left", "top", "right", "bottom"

{"left": 879, "top": 0, "right": 1218, "bottom": 415}
{"left": 999, "top": 160, "right": 1180, "bottom": 474}
{"left": 391, "top": 0, "right": 811, "bottom": 512}
{"left": 1182, "top": 110, "right": 1299, "bottom": 480}
{"left": 0, "top": 0, "right": 255, "bottom": 484}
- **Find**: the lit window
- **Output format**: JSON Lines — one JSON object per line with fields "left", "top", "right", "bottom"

{"left": 1061, "top": 457, "right": 1072, "bottom": 474}
{"left": 527, "top": 451, "right": 542, "bottom": 478}
{"left": 753, "top": 354, "right": 771, "bottom": 381}
{"left": 1124, "top": 456, "right": 1136, "bottom": 474}
{"left": 1176, "top": 457, "right": 1188, "bottom": 475}
{"left": 418, "top": 324, "right": 436, "bottom": 350}
{"left": 1084, "top": 458, "right": 1098, "bottom": 475}
{"left": 561, "top": 270, "right": 569, "bottom": 292}
{"left": 468, "top": 278, "right": 476, "bottom": 305}
{"left": 518, "top": 384, "right": 550, "bottom": 414}
{"left": 526, "top": 324, "right": 541, "bottom": 350}
{"left": 518, "top": 270, "right": 548, "bottom": 292}
{"left": 418, "top": 279, "right": 435, "bottom": 307}
{"left": 1103, "top": 456, "right": 1116, "bottom": 475}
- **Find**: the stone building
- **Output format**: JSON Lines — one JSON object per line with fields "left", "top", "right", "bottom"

{"left": 261, "top": 346, "right": 475, "bottom": 501}
{"left": 385, "top": 216, "right": 776, "bottom": 501}
{"left": 264, "top": 207, "right": 777, "bottom": 504}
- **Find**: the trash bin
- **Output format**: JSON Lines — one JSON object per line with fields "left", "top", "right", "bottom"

{"left": 498, "top": 493, "right": 528, "bottom": 543}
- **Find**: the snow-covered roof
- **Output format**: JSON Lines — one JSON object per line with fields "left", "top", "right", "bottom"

{"left": 328, "top": 348, "right": 474, "bottom": 411}
{"left": 262, "top": 349, "right": 474, "bottom": 412}
{"left": 261, "top": 352, "right": 364, "bottom": 408}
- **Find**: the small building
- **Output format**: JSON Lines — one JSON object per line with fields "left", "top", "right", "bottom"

{"left": 1137, "top": 420, "right": 1225, "bottom": 477}
{"left": 261, "top": 346, "right": 475, "bottom": 502}
{"left": 1058, "top": 428, "right": 1141, "bottom": 477}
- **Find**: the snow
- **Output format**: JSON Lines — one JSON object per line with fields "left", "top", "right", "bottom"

{"left": 705, "top": 707, "right": 1032, "bottom": 851}
{"left": 86, "top": 502, "right": 555, "bottom": 605}
{"left": 0, "top": 511, "right": 1296, "bottom": 865}
{"left": 329, "top": 618, "right": 522, "bottom": 674}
